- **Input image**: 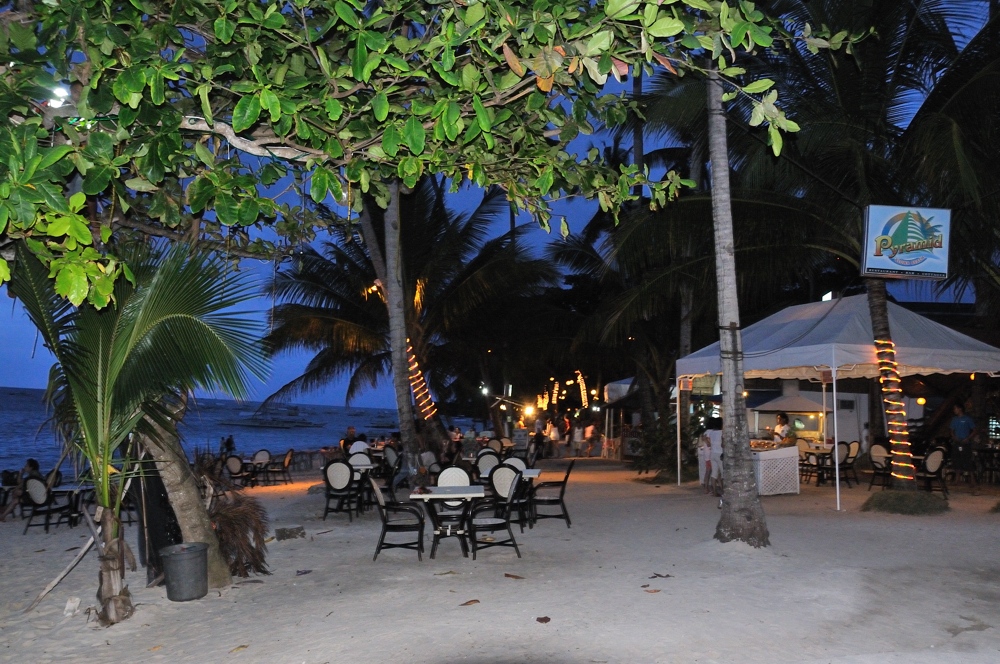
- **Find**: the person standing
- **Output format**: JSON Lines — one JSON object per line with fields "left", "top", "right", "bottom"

{"left": 950, "top": 402, "right": 978, "bottom": 490}
{"left": 571, "top": 420, "right": 585, "bottom": 457}
{"left": 583, "top": 420, "right": 598, "bottom": 457}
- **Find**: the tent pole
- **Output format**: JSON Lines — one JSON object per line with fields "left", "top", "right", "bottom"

{"left": 676, "top": 379, "right": 682, "bottom": 487}
{"left": 832, "top": 349, "right": 841, "bottom": 511}
{"left": 822, "top": 381, "right": 827, "bottom": 443}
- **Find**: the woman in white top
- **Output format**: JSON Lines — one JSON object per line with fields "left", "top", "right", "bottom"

{"left": 772, "top": 412, "right": 791, "bottom": 443}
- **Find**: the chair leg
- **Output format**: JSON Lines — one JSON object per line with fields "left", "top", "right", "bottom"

{"left": 508, "top": 524, "right": 521, "bottom": 558}
{"left": 373, "top": 528, "right": 386, "bottom": 561}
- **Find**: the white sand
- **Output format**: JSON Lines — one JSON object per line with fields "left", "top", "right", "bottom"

{"left": 2, "top": 460, "right": 999, "bottom": 663}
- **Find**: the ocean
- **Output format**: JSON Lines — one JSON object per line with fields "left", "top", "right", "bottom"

{"left": 0, "top": 386, "right": 404, "bottom": 477}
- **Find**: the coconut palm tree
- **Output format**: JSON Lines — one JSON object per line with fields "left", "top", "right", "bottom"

{"left": 264, "top": 179, "right": 557, "bottom": 444}
{"left": 8, "top": 242, "right": 267, "bottom": 624}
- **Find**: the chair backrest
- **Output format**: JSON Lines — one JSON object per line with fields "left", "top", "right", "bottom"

{"left": 477, "top": 453, "right": 500, "bottom": 476}
{"left": 797, "top": 440, "right": 811, "bottom": 457}
{"left": 25, "top": 478, "right": 49, "bottom": 506}
{"left": 325, "top": 460, "right": 353, "bottom": 490}
{"left": 870, "top": 444, "right": 889, "bottom": 461}
{"left": 557, "top": 460, "right": 575, "bottom": 497}
{"left": 383, "top": 446, "right": 399, "bottom": 467}
{"left": 369, "top": 476, "right": 387, "bottom": 509}
{"left": 526, "top": 442, "right": 538, "bottom": 468}
{"left": 924, "top": 449, "right": 945, "bottom": 473}
{"left": 349, "top": 452, "right": 371, "bottom": 467}
{"left": 418, "top": 450, "right": 437, "bottom": 468}
{"left": 489, "top": 464, "right": 518, "bottom": 500}
{"left": 252, "top": 449, "right": 270, "bottom": 465}
{"left": 476, "top": 447, "right": 493, "bottom": 458}
{"left": 46, "top": 469, "right": 63, "bottom": 487}
{"left": 847, "top": 441, "right": 860, "bottom": 462}
{"left": 500, "top": 437, "right": 512, "bottom": 448}
{"left": 283, "top": 448, "right": 294, "bottom": 468}
{"left": 504, "top": 457, "right": 527, "bottom": 471}
{"left": 836, "top": 442, "right": 849, "bottom": 464}
{"left": 437, "top": 466, "right": 471, "bottom": 487}
{"left": 487, "top": 439, "right": 502, "bottom": 453}
{"left": 225, "top": 455, "right": 244, "bottom": 474}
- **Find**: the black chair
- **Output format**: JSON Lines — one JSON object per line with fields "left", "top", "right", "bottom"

{"left": 323, "top": 460, "right": 362, "bottom": 521}
{"left": 842, "top": 441, "right": 861, "bottom": 485}
{"left": 251, "top": 449, "right": 273, "bottom": 485}
{"left": 469, "top": 468, "right": 522, "bottom": 560}
{"left": 369, "top": 477, "right": 424, "bottom": 561}
{"left": 917, "top": 447, "right": 949, "bottom": 498}
{"left": 868, "top": 444, "right": 893, "bottom": 490}
{"left": 532, "top": 460, "right": 574, "bottom": 527}
{"left": 475, "top": 452, "right": 501, "bottom": 486}
{"left": 817, "top": 443, "right": 851, "bottom": 487}
{"left": 268, "top": 449, "right": 294, "bottom": 485}
{"left": 225, "top": 455, "right": 255, "bottom": 487}
{"left": 22, "top": 479, "right": 74, "bottom": 534}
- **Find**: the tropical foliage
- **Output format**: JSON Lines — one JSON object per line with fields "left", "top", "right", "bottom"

{"left": 7, "top": 240, "right": 266, "bottom": 623}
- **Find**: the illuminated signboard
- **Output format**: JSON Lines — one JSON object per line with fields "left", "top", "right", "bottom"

{"left": 861, "top": 205, "right": 950, "bottom": 280}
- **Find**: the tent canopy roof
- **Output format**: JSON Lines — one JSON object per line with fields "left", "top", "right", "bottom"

{"left": 753, "top": 395, "right": 831, "bottom": 413}
{"left": 677, "top": 294, "right": 1000, "bottom": 380}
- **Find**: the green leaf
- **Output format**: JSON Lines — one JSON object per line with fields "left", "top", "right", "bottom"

{"left": 604, "top": 0, "right": 640, "bottom": 19}
{"left": 232, "top": 95, "right": 261, "bottom": 132}
{"left": 37, "top": 145, "right": 74, "bottom": 171}
{"left": 335, "top": 1, "right": 360, "bottom": 28}
{"left": 325, "top": 98, "right": 344, "bottom": 122}
{"left": 82, "top": 165, "right": 114, "bottom": 195}
{"left": 372, "top": 92, "right": 389, "bottom": 121}
{"left": 124, "top": 177, "right": 159, "bottom": 192}
{"left": 259, "top": 88, "right": 281, "bottom": 122}
{"left": 402, "top": 116, "right": 426, "bottom": 155}
{"left": 768, "top": 125, "right": 783, "bottom": 156}
{"left": 731, "top": 21, "right": 751, "bottom": 48}
{"left": 647, "top": 17, "right": 685, "bottom": 38}
{"left": 465, "top": 2, "right": 486, "bottom": 25}
{"left": 472, "top": 95, "right": 491, "bottom": 132}
{"left": 440, "top": 47, "right": 456, "bottom": 72}
{"left": 535, "top": 168, "right": 554, "bottom": 196}
{"left": 150, "top": 71, "right": 165, "bottom": 104}
{"left": 194, "top": 141, "right": 215, "bottom": 168}
{"left": 310, "top": 167, "right": 330, "bottom": 203}
{"left": 748, "top": 23, "right": 773, "bottom": 47}
{"left": 352, "top": 35, "right": 368, "bottom": 80}
{"left": 55, "top": 263, "right": 89, "bottom": 306}
{"left": 0, "top": 258, "right": 10, "bottom": 283}
{"left": 741, "top": 79, "right": 775, "bottom": 94}
{"left": 214, "top": 17, "right": 236, "bottom": 43}
{"left": 382, "top": 124, "right": 402, "bottom": 157}
{"left": 237, "top": 198, "right": 260, "bottom": 226}
{"left": 215, "top": 193, "right": 239, "bottom": 226}
{"left": 584, "top": 31, "right": 613, "bottom": 57}
{"left": 559, "top": 217, "right": 570, "bottom": 239}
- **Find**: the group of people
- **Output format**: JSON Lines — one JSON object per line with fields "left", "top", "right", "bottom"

{"left": 535, "top": 415, "right": 602, "bottom": 458}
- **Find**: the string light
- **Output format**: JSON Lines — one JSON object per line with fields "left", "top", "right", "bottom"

{"left": 406, "top": 339, "right": 437, "bottom": 420}
{"left": 551, "top": 382, "right": 560, "bottom": 406}
{"left": 875, "top": 339, "right": 914, "bottom": 482}
{"left": 576, "top": 370, "right": 589, "bottom": 409}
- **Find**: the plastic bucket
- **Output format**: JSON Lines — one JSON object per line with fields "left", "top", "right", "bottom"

{"left": 159, "top": 542, "right": 209, "bottom": 601}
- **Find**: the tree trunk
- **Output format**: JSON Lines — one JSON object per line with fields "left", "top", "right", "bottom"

{"left": 97, "top": 506, "right": 133, "bottom": 624}
{"left": 866, "top": 277, "right": 915, "bottom": 486}
{"left": 139, "top": 403, "right": 232, "bottom": 589}
{"left": 384, "top": 181, "right": 419, "bottom": 457}
{"left": 706, "top": 68, "right": 769, "bottom": 547}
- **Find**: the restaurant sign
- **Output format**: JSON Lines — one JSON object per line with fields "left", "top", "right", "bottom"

{"left": 861, "top": 205, "right": 950, "bottom": 280}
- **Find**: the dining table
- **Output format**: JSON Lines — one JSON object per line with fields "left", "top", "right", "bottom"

{"left": 409, "top": 485, "right": 485, "bottom": 558}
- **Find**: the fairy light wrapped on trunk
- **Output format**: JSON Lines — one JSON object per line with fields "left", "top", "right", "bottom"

{"left": 875, "top": 339, "right": 914, "bottom": 481}
{"left": 406, "top": 339, "right": 437, "bottom": 420}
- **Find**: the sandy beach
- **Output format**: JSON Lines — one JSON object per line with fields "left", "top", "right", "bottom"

{"left": 2, "top": 460, "right": 999, "bottom": 663}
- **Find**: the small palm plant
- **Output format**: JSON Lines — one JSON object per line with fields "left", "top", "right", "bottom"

{"left": 9, "top": 242, "right": 266, "bottom": 624}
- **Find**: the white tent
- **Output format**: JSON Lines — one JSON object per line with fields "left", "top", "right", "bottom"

{"left": 674, "top": 294, "right": 1000, "bottom": 508}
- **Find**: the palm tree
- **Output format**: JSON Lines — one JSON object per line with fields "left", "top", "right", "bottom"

{"left": 265, "top": 179, "right": 557, "bottom": 446}
{"left": 9, "top": 243, "right": 266, "bottom": 624}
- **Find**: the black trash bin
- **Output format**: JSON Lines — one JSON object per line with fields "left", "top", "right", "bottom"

{"left": 159, "top": 542, "right": 209, "bottom": 601}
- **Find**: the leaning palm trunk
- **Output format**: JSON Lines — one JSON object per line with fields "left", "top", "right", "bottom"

{"left": 137, "top": 400, "right": 232, "bottom": 588}
{"left": 866, "top": 278, "right": 915, "bottom": 486}
{"left": 706, "top": 68, "right": 769, "bottom": 547}
{"left": 383, "top": 181, "right": 420, "bottom": 456}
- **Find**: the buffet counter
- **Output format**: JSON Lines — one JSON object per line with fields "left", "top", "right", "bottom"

{"left": 749, "top": 441, "right": 800, "bottom": 495}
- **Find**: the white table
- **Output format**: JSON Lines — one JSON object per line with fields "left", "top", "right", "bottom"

{"left": 521, "top": 469, "right": 541, "bottom": 480}
{"left": 409, "top": 486, "right": 485, "bottom": 558}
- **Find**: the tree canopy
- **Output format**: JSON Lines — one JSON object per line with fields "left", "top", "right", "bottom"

{"left": 0, "top": 0, "right": 848, "bottom": 304}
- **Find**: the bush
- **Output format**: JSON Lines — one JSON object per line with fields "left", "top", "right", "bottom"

{"left": 861, "top": 490, "right": 949, "bottom": 515}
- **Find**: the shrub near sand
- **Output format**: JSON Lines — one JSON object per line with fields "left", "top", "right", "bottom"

{"left": 861, "top": 490, "right": 950, "bottom": 515}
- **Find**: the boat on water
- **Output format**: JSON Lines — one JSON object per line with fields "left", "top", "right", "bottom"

{"left": 219, "top": 405, "right": 326, "bottom": 429}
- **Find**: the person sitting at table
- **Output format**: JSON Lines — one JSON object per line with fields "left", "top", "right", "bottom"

{"left": 340, "top": 425, "right": 361, "bottom": 453}
{"left": 0, "top": 458, "right": 44, "bottom": 521}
